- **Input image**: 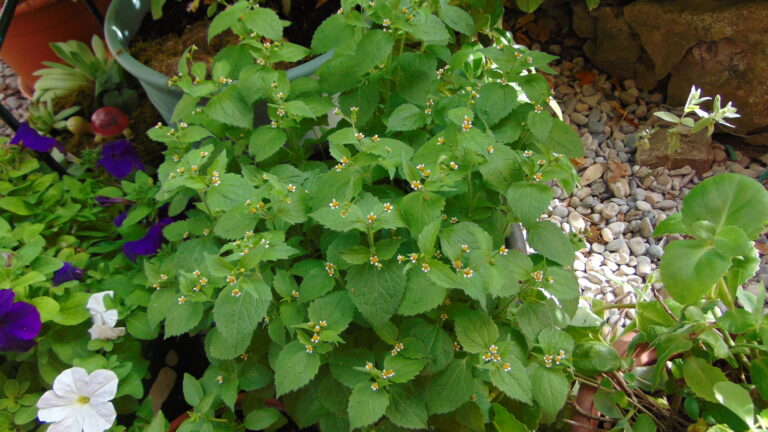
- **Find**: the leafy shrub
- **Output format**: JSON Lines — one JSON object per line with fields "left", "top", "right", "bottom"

{"left": 135, "top": 0, "right": 620, "bottom": 430}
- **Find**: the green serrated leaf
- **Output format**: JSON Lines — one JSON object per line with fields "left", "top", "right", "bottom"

{"left": 346, "top": 263, "right": 406, "bottom": 327}
{"left": 275, "top": 341, "right": 321, "bottom": 396}
{"left": 348, "top": 382, "right": 389, "bottom": 429}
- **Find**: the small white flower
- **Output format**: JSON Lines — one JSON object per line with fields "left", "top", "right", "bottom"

{"left": 37, "top": 367, "right": 118, "bottom": 432}
{"left": 86, "top": 291, "right": 125, "bottom": 341}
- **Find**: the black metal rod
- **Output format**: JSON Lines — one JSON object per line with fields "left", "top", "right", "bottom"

{"left": 0, "top": 0, "right": 19, "bottom": 50}
{"left": 82, "top": 0, "right": 104, "bottom": 27}
{"left": 0, "top": 103, "right": 18, "bottom": 130}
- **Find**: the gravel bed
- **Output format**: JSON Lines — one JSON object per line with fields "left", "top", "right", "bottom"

{"left": 0, "top": 59, "right": 29, "bottom": 138}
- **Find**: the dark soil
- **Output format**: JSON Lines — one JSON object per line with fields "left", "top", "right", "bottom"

{"left": 130, "top": 0, "right": 340, "bottom": 77}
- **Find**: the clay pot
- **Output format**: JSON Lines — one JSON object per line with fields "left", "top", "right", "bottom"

{"left": 571, "top": 331, "right": 658, "bottom": 432}
{"left": 0, "top": 0, "right": 110, "bottom": 97}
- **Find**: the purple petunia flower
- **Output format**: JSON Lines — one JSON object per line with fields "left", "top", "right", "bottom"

{"left": 123, "top": 218, "right": 173, "bottom": 261}
{"left": 113, "top": 210, "right": 129, "bottom": 227}
{"left": 10, "top": 122, "right": 62, "bottom": 152}
{"left": 0, "top": 289, "right": 42, "bottom": 352}
{"left": 98, "top": 140, "right": 144, "bottom": 179}
{"left": 94, "top": 196, "right": 133, "bottom": 206}
{"left": 52, "top": 262, "right": 84, "bottom": 286}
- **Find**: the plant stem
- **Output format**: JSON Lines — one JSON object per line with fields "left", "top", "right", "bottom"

{"left": 716, "top": 278, "right": 736, "bottom": 310}
{"left": 591, "top": 303, "right": 636, "bottom": 313}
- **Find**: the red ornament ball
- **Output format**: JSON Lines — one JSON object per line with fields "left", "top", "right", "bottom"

{"left": 91, "top": 107, "right": 129, "bottom": 137}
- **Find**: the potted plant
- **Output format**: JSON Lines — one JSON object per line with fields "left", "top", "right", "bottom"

{"left": 0, "top": 0, "right": 110, "bottom": 97}
{"left": 103, "top": 0, "right": 334, "bottom": 123}
{"left": 572, "top": 173, "right": 768, "bottom": 431}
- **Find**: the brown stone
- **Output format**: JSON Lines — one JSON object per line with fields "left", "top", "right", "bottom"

{"left": 624, "top": 0, "right": 768, "bottom": 145}
{"left": 635, "top": 127, "right": 713, "bottom": 173}
{"left": 574, "top": 4, "right": 658, "bottom": 89}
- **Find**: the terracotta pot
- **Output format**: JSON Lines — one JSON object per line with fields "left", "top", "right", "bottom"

{"left": 571, "top": 331, "right": 659, "bottom": 432}
{"left": 0, "top": 0, "right": 110, "bottom": 97}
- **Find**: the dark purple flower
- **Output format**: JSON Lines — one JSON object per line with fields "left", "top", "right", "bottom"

{"left": 10, "top": 122, "right": 62, "bottom": 152}
{"left": 113, "top": 210, "right": 129, "bottom": 227}
{"left": 98, "top": 140, "right": 144, "bottom": 179}
{"left": 123, "top": 218, "right": 173, "bottom": 261}
{"left": 94, "top": 196, "right": 133, "bottom": 206}
{"left": 52, "top": 262, "right": 84, "bottom": 286}
{"left": 0, "top": 289, "right": 42, "bottom": 352}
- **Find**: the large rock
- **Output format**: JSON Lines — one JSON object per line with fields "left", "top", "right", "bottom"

{"left": 624, "top": 0, "right": 768, "bottom": 146}
{"left": 572, "top": 3, "right": 658, "bottom": 89}
{"left": 635, "top": 127, "right": 713, "bottom": 173}
{"left": 575, "top": 0, "right": 768, "bottom": 145}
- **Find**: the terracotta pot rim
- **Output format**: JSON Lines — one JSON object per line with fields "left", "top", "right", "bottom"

{"left": 12, "top": 0, "right": 61, "bottom": 16}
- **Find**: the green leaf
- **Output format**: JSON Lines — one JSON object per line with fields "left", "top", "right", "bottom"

{"left": 164, "top": 301, "right": 204, "bottom": 337}
{"left": 406, "top": 11, "right": 450, "bottom": 45}
{"left": 244, "top": 407, "right": 282, "bottom": 430}
{"left": 653, "top": 212, "right": 687, "bottom": 236}
{"left": 682, "top": 357, "right": 728, "bottom": 403}
{"left": 439, "top": 4, "right": 474, "bottom": 35}
{"left": 425, "top": 360, "right": 474, "bottom": 414}
{"left": 346, "top": 263, "right": 406, "bottom": 327}
{"left": 398, "top": 267, "right": 446, "bottom": 316}
{"left": 525, "top": 220, "right": 574, "bottom": 266}
{"left": 527, "top": 111, "right": 553, "bottom": 143}
{"left": 515, "top": 0, "right": 543, "bottom": 12}
{"left": 530, "top": 365, "right": 569, "bottom": 421}
{"left": 490, "top": 358, "right": 532, "bottom": 403}
{"left": 275, "top": 341, "right": 321, "bottom": 396}
{"left": 491, "top": 404, "right": 530, "bottom": 432}
{"left": 399, "top": 192, "right": 445, "bottom": 237}
{"left": 126, "top": 312, "right": 160, "bottom": 340}
{"left": 206, "top": 327, "right": 250, "bottom": 359}
{"left": 206, "top": 174, "right": 257, "bottom": 211}
{"left": 454, "top": 309, "right": 499, "bottom": 353}
{"left": 660, "top": 239, "right": 731, "bottom": 305}
{"left": 249, "top": 126, "right": 287, "bottom": 161}
{"left": 544, "top": 120, "right": 585, "bottom": 158}
{"left": 183, "top": 373, "right": 204, "bottom": 406}
{"left": 356, "top": 29, "right": 394, "bottom": 73}
{"left": 750, "top": 357, "right": 768, "bottom": 401}
{"left": 214, "top": 206, "right": 258, "bottom": 240}
{"left": 572, "top": 341, "right": 620, "bottom": 376}
{"left": 395, "top": 52, "right": 436, "bottom": 105}
{"left": 242, "top": 7, "right": 283, "bottom": 40}
{"left": 476, "top": 83, "right": 517, "bottom": 127}
{"left": 506, "top": 182, "right": 552, "bottom": 224}
{"left": 207, "top": 85, "right": 253, "bottom": 128}
{"left": 311, "top": 14, "right": 356, "bottom": 54}
{"left": 713, "top": 226, "right": 753, "bottom": 257}
{"left": 682, "top": 173, "right": 768, "bottom": 239}
{"left": 213, "top": 279, "right": 269, "bottom": 343}
{"left": 0, "top": 197, "right": 33, "bottom": 215}
{"left": 653, "top": 334, "right": 693, "bottom": 386}
{"left": 207, "top": 2, "right": 247, "bottom": 40}
{"left": 348, "top": 382, "right": 389, "bottom": 429}
{"left": 308, "top": 291, "right": 355, "bottom": 332}
{"left": 714, "top": 381, "right": 755, "bottom": 428}
{"left": 386, "top": 384, "right": 428, "bottom": 429}
{"left": 387, "top": 104, "right": 426, "bottom": 132}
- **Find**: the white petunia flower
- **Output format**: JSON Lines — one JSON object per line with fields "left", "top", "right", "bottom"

{"left": 37, "top": 367, "right": 118, "bottom": 432}
{"left": 86, "top": 291, "right": 126, "bottom": 341}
